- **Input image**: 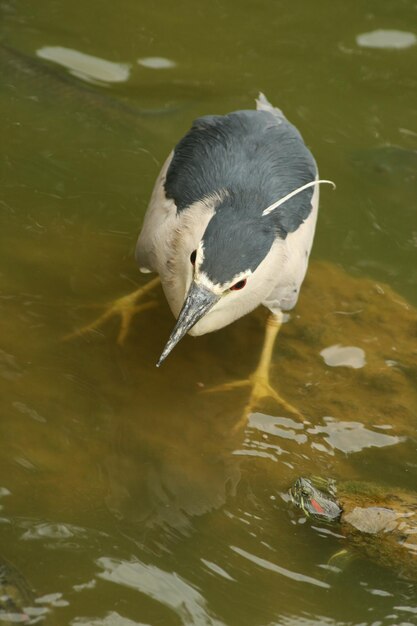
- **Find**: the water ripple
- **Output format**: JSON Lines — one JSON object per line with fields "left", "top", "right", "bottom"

{"left": 230, "top": 546, "right": 330, "bottom": 589}
{"left": 97, "top": 557, "right": 225, "bottom": 626}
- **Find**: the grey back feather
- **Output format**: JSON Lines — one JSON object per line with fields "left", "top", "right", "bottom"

{"left": 164, "top": 109, "right": 317, "bottom": 237}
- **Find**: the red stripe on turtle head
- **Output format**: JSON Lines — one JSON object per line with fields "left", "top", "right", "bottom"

{"left": 310, "top": 498, "right": 325, "bottom": 514}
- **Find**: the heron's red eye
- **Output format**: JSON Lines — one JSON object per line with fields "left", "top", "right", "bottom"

{"left": 230, "top": 279, "right": 247, "bottom": 291}
{"left": 190, "top": 250, "right": 197, "bottom": 265}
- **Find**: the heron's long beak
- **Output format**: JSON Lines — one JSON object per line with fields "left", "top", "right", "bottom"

{"left": 156, "top": 281, "right": 220, "bottom": 367}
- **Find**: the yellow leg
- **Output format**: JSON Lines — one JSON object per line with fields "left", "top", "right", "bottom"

{"left": 205, "top": 312, "right": 302, "bottom": 420}
{"left": 64, "top": 277, "right": 160, "bottom": 345}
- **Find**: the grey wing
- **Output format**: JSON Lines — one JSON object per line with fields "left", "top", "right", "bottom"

{"left": 259, "top": 95, "right": 319, "bottom": 313}
{"left": 257, "top": 93, "right": 318, "bottom": 237}
{"left": 135, "top": 152, "right": 176, "bottom": 273}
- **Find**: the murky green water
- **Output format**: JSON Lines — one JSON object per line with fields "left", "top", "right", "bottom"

{"left": 1, "top": 0, "right": 417, "bottom": 624}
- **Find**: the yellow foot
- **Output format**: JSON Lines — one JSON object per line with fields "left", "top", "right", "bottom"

{"left": 64, "top": 277, "right": 160, "bottom": 345}
{"left": 205, "top": 375, "right": 302, "bottom": 420}
{"left": 202, "top": 313, "right": 302, "bottom": 430}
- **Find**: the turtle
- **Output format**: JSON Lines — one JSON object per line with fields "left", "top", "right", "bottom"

{"left": 289, "top": 476, "right": 417, "bottom": 581}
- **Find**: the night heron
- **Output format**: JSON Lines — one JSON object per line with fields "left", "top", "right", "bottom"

{"left": 73, "top": 93, "right": 334, "bottom": 416}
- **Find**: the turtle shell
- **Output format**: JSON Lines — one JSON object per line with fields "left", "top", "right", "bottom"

{"left": 336, "top": 480, "right": 417, "bottom": 580}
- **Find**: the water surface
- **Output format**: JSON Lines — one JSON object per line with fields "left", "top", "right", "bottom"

{"left": 1, "top": 0, "right": 417, "bottom": 624}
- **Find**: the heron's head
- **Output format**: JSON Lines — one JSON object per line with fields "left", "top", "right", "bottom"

{"left": 156, "top": 206, "right": 277, "bottom": 366}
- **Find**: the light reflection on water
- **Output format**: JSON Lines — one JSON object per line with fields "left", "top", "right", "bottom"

{"left": 98, "top": 557, "right": 227, "bottom": 626}
{"left": 1, "top": 0, "right": 417, "bottom": 623}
